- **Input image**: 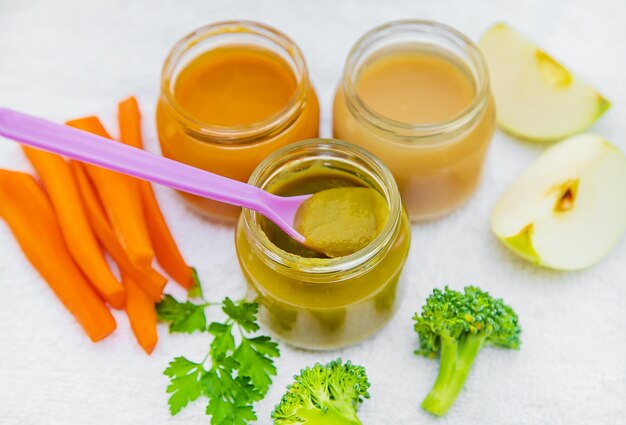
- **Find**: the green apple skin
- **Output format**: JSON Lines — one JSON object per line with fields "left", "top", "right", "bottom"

{"left": 500, "top": 225, "right": 541, "bottom": 265}
{"left": 492, "top": 134, "right": 626, "bottom": 270}
{"left": 497, "top": 94, "right": 611, "bottom": 143}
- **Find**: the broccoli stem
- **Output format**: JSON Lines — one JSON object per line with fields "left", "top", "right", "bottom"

{"left": 421, "top": 333, "right": 487, "bottom": 416}
{"left": 296, "top": 404, "right": 363, "bottom": 425}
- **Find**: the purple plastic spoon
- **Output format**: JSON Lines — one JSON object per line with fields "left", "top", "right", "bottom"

{"left": 0, "top": 108, "right": 310, "bottom": 243}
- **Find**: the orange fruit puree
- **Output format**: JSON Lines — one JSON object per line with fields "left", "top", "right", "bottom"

{"left": 174, "top": 46, "right": 298, "bottom": 127}
{"left": 156, "top": 45, "right": 319, "bottom": 221}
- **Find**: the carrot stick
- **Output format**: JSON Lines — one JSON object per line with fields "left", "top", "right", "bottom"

{"left": 117, "top": 97, "right": 143, "bottom": 149}
{"left": 0, "top": 170, "right": 116, "bottom": 342}
{"left": 65, "top": 116, "right": 154, "bottom": 268}
{"left": 139, "top": 185, "right": 194, "bottom": 288}
{"left": 70, "top": 160, "right": 166, "bottom": 302}
{"left": 118, "top": 97, "right": 194, "bottom": 289}
{"left": 22, "top": 146, "right": 126, "bottom": 309}
{"left": 122, "top": 272, "right": 158, "bottom": 355}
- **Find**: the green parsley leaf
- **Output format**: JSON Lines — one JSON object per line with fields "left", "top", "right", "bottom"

{"left": 203, "top": 369, "right": 260, "bottom": 425}
{"left": 247, "top": 335, "right": 280, "bottom": 358}
{"left": 164, "top": 357, "right": 205, "bottom": 415}
{"left": 163, "top": 297, "right": 280, "bottom": 423}
{"left": 187, "top": 267, "right": 204, "bottom": 299}
{"left": 222, "top": 298, "right": 260, "bottom": 333}
{"left": 206, "top": 396, "right": 257, "bottom": 425}
{"left": 233, "top": 337, "right": 278, "bottom": 393}
{"left": 208, "top": 322, "right": 235, "bottom": 357}
{"left": 157, "top": 294, "right": 207, "bottom": 334}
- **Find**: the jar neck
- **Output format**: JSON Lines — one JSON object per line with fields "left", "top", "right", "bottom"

{"left": 341, "top": 20, "right": 491, "bottom": 145}
{"left": 242, "top": 139, "right": 402, "bottom": 283}
{"left": 160, "top": 20, "right": 311, "bottom": 145}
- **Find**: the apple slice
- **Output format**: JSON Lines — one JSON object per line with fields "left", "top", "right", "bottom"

{"left": 492, "top": 133, "right": 626, "bottom": 270}
{"left": 479, "top": 23, "right": 610, "bottom": 141}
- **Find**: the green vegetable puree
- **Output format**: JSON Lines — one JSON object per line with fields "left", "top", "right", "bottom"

{"left": 237, "top": 164, "right": 411, "bottom": 349}
{"left": 295, "top": 187, "right": 389, "bottom": 257}
{"left": 260, "top": 166, "right": 382, "bottom": 258}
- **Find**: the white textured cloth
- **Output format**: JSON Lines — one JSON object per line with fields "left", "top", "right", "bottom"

{"left": 1, "top": 0, "right": 625, "bottom": 424}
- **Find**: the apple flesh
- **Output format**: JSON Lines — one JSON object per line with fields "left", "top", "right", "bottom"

{"left": 479, "top": 23, "right": 610, "bottom": 141}
{"left": 492, "top": 134, "right": 626, "bottom": 270}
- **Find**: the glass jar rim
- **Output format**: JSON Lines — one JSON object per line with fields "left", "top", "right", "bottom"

{"left": 160, "top": 20, "right": 310, "bottom": 143}
{"left": 342, "top": 19, "right": 490, "bottom": 139}
{"left": 241, "top": 139, "right": 403, "bottom": 281}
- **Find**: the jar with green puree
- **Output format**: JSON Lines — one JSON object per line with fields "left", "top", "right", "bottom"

{"left": 235, "top": 139, "right": 411, "bottom": 350}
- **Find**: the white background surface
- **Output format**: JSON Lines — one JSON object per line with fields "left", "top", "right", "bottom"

{"left": 1, "top": 0, "right": 625, "bottom": 424}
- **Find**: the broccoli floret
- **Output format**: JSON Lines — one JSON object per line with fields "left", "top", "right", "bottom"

{"left": 272, "top": 359, "right": 370, "bottom": 425}
{"left": 413, "top": 286, "right": 521, "bottom": 416}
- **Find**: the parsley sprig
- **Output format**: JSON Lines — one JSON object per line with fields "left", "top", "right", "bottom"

{"left": 157, "top": 290, "right": 280, "bottom": 424}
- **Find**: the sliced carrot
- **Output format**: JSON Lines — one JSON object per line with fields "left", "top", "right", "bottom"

{"left": 122, "top": 272, "right": 158, "bottom": 355}
{"left": 22, "top": 146, "right": 126, "bottom": 309}
{"left": 139, "top": 185, "right": 194, "bottom": 288}
{"left": 70, "top": 160, "right": 166, "bottom": 302}
{"left": 118, "top": 97, "right": 194, "bottom": 288}
{"left": 117, "top": 96, "right": 143, "bottom": 149}
{"left": 0, "top": 170, "right": 116, "bottom": 342}
{"left": 65, "top": 116, "right": 154, "bottom": 268}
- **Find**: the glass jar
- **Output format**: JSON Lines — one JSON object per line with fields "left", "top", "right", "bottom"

{"left": 333, "top": 20, "right": 496, "bottom": 221}
{"left": 235, "top": 139, "right": 411, "bottom": 350}
{"left": 157, "top": 20, "right": 320, "bottom": 221}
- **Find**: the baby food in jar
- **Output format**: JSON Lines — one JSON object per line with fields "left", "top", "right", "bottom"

{"left": 235, "top": 139, "right": 411, "bottom": 350}
{"left": 334, "top": 20, "right": 495, "bottom": 221}
{"left": 157, "top": 21, "right": 320, "bottom": 221}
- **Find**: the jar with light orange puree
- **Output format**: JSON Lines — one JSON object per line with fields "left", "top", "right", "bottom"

{"left": 157, "top": 21, "right": 320, "bottom": 221}
{"left": 334, "top": 20, "right": 496, "bottom": 221}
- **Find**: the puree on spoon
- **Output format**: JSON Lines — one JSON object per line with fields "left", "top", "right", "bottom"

{"left": 294, "top": 187, "right": 390, "bottom": 257}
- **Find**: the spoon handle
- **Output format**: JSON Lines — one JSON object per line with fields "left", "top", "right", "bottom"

{"left": 0, "top": 108, "right": 269, "bottom": 211}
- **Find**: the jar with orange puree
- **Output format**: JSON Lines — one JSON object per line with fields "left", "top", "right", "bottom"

{"left": 236, "top": 139, "right": 411, "bottom": 350}
{"left": 334, "top": 20, "right": 496, "bottom": 221}
{"left": 157, "top": 21, "right": 320, "bottom": 221}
